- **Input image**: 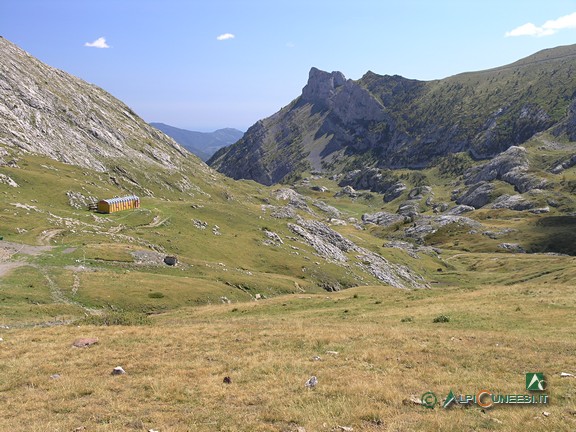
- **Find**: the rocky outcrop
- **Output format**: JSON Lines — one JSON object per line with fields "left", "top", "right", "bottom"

{"left": 362, "top": 211, "right": 405, "bottom": 227}
{"left": 404, "top": 215, "right": 482, "bottom": 243}
{"left": 491, "top": 194, "right": 538, "bottom": 211}
{"left": 455, "top": 182, "right": 494, "bottom": 208}
{"left": 287, "top": 217, "right": 427, "bottom": 288}
{"left": 550, "top": 153, "right": 576, "bottom": 174}
{"left": 444, "top": 205, "right": 475, "bottom": 215}
{"left": 464, "top": 146, "right": 546, "bottom": 193}
{"left": 338, "top": 168, "right": 405, "bottom": 201}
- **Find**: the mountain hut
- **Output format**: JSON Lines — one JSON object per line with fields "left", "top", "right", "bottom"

{"left": 97, "top": 195, "right": 140, "bottom": 214}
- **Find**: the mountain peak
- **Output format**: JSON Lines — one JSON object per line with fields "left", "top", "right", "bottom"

{"left": 301, "top": 67, "right": 347, "bottom": 104}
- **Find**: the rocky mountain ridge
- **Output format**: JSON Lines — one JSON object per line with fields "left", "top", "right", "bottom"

{"left": 209, "top": 45, "right": 576, "bottom": 185}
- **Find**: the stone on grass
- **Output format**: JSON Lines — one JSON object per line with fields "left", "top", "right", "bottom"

{"left": 72, "top": 337, "right": 99, "bottom": 348}
{"left": 111, "top": 366, "right": 126, "bottom": 375}
{"left": 305, "top": 376, "right": 318, "bottom": 388}
{"left": 163, "top": 255, "right": 178, "bottom": 266}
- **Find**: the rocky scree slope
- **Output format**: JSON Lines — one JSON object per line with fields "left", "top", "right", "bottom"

{"left": 209, "top": 45, "right": 576, "bottom": 184}
{"left": 0, "top": 36, "right": 212, "bottom": 197}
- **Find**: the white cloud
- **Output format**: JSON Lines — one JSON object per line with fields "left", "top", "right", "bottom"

{"left": 506, "top": 12, "right": 576, "bottom": 37}
{"left": 216, "top": 33, "right": 235, "bottom": 41}
{"left": 286, "top": 42, "right": 295, "bottom": 48}
{"left": 84, "top": 37, "right": 110, "bottom": 48}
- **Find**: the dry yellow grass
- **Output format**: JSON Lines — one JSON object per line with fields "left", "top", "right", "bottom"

{"left": 1, "top": 282, "right": 575, "bottom": 432}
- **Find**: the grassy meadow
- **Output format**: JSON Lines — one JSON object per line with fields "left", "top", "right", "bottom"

{"left": 1, "top": 142, "right": 576, "bottom": 431}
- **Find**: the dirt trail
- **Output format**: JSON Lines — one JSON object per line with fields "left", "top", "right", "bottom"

{"left": 141, "top": 215, "right": 169, "bottom": 228}
{"left": 0, "top": 240, "right": 53, "bottom": 279}
{"left": 37, "top": 228, "right": 65, "bottom": 246}
{"left": 0, "top": 261, "right": 26, "bottom": 277}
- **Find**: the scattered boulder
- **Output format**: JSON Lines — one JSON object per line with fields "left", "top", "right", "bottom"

{"left": 328, "top": 218, "right": 347, "bottom": 226}
{"left": 193, "top": 219, "right": 208, "bottom": 230}
{"left": 498, "top": 243, "right": 525, "bottom": 253}
{"left": 263, "top": 229, "right": 283, "bottom": 245}
{"left": 312, "top": 200, "right": 341, "bottom": 218}
{"left": 338, "top": 168, "right": 405, "bottom": 201}
{"left": 305, "top": 376, "right": 318, "bottom": 388}
{"left": 0, "top": 173, "right": 19, "bottom": 188}
{"left": 66, "top": 191, "right": 97, "bottom": 210}
{"left": 311, "top": 185, "right": 328, "bottom": 192}
{"left": 397, "top": 201, "right": 420, "bottom": 218}
{"left": 384, "top": 182, "right": 407, "bottom": 202}
{"left": 530, "top": 206, "right": 550, "bottom": 214}
{"left": 464, "top": 146, "right": 547, "bottom": 193}
{"left": 433, "top": 202, "right": 450, "bottom": 213}
{"left": 72, "top": 338, "right": 99, "bottom": 348}
{"left": 445, "top": 205, "right": 475, "bottom": 215}
{"left": 272, "top": 188, "right": 315, "bottom": 214}
{"left": 111, "top": 366, "right": 126, "bottom": 375}
{"left": 163, "top": 255, "right": 178, "bottom": 266}
{"left": 334, "top": 185, "right": 358, "bottom": 198}
{"left": 407, "top": 186, "right": 432, "bottom": 200}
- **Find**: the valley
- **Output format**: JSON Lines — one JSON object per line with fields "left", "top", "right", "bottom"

{"left": 0, "top": 36, "right": 575, "bottom": 431}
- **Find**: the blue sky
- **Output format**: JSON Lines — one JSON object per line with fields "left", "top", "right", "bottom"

{"left": 3, "top": 1, "right": 576, "bottom": 131}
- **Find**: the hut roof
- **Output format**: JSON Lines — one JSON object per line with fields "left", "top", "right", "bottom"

{"left": 100, "top": 195, "right": 139, "bottom": 204}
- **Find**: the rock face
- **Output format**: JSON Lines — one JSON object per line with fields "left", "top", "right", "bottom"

{"left": 209, "top": 45, "right": 576, "bottom": 184}
{"left": 0, "top": 37, "right": 210, "bottom": 197}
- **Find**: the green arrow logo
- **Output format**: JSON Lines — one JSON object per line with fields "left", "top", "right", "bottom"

{"left": 443, "top": 389, "right": 456, "bottom": 408}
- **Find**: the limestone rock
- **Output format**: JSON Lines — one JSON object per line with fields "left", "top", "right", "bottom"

{"left": 362, "top": 211, "right": 405, "bottom": 227}
{"left": 0, "top": 173, "right": 18, "bottom": 187}
{"left": 334, "top": 185, "right": 358, "bottom": 198}
{"left": 445, "top": 205, "right": 475, "bottom": 215}
{"left": 498, "top": 243, "right": 525, "bottom": 253}
{"left": 465, "top": 146, "right": 546, "bottom": 193}
{"left": 550, "top": 153, "right": 576, "bottom": 174}
{"left": 491, "top": 194, "right": 537, "bottom": 211}
{"left": 455, "top": 182, "right": 494, "bottom": 208}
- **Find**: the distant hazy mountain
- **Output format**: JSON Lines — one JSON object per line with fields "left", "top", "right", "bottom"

{"left": 150, "top": 123, "right": 243, "bottom": 161}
